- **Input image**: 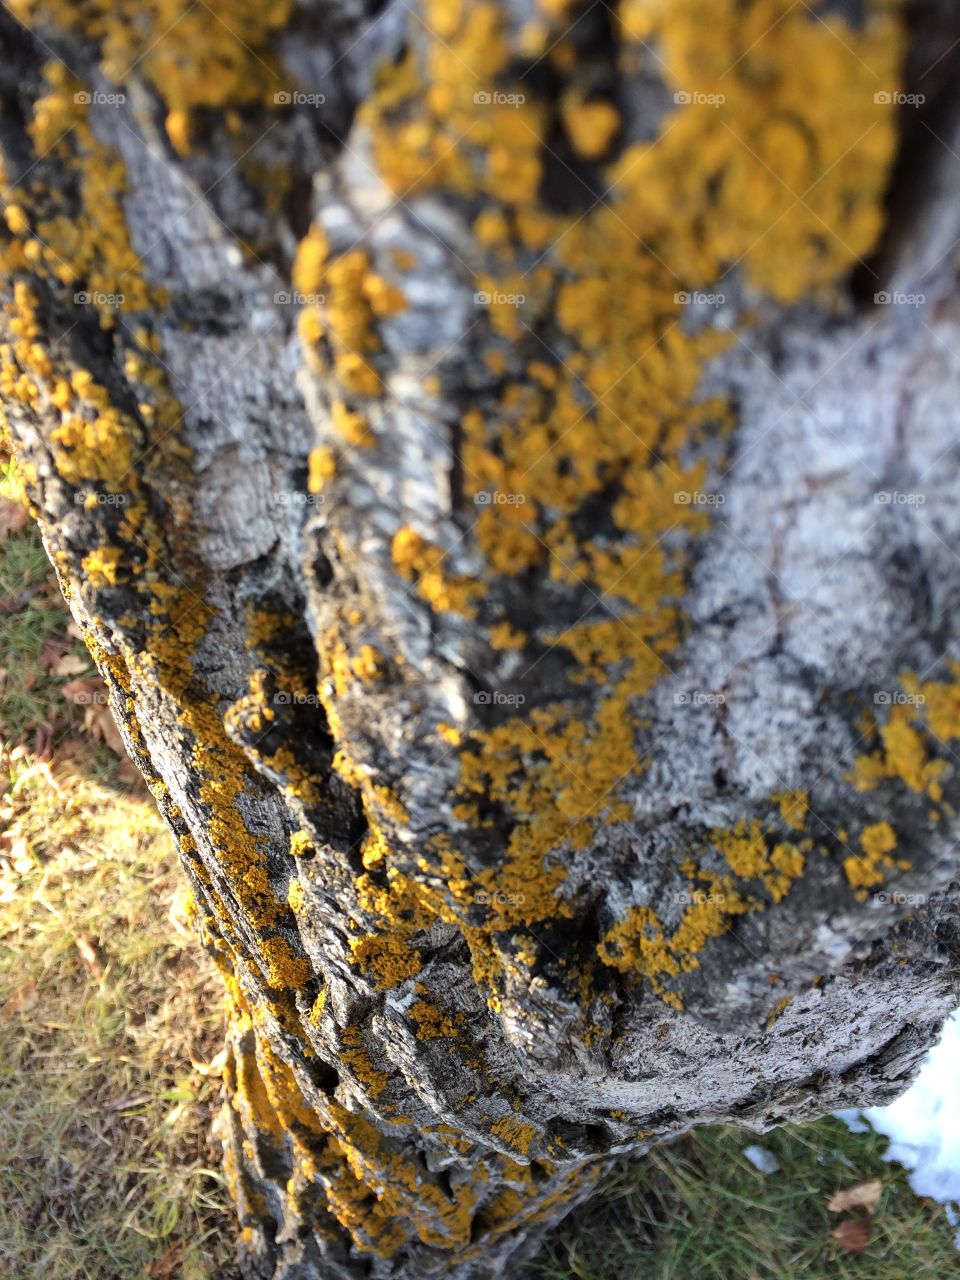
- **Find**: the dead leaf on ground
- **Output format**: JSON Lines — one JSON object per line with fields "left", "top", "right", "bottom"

{"left": 39, "top": 634, "right": 69, "bottom": 670}
{"left": 827, "top": 1179, "right": 883, "bottom": 1214}
{"left": 104, "top": 1091, "right": 152, "bottom": 1112}
{"left": 191, "top": 1047, "right": 227, "bottom": 1078}
{"left": 61, "top": 677, "right": 125, "bottom": 755}
{"left": 1, "top": 979, "right": 38, "bottom": 1018}
{"left": 832, "top": 1217, "right": 871, "bottom": 1253}
{"left": 75, "top": 932, "right": 105, "bottom": 979}
{"left": 60, "top": 677, "right": 101, "bottom": 706}
{"left": 88, "top": 702, "right": 126, "bottom": 756}
{"left": 147, "top": 1241, "right": 186, "bottom": 1279}
{"left": 9, "top": 835, "right": 34, "bottom": 873}
{"left": 0, "top": 498, "right": 27, "bottom": 537}
{"left": 54, "top": 652, "right": 90, "bottom": 677}
{"left": 33, "top": 722, "right": 53, "bottom": 761}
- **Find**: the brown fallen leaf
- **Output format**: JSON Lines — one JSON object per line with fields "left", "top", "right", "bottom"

{"left": 39, "top": 634, "right": 69, "bottom": 670}
{"left": 10, "top": 835, "right": 34, "bottom": 874}
{"left": 104, "top": 1091, "right": 152, "bottom": 1112}
{"left": 832, "top": 1218, "right": 871, "bottom": 1253}
{"left": 33, "top": 722, "right": 53, "bottom": 762}
{"left": 0, "top": 498, "right": 27, "bottom": 537}
{"left": 191, "top": 1047, "right": 227, "bottom": 1078}
{"left": 61, "top": 677, "right": 125, "bottom": 755}
{"left": 54, "top": 652, "right": 90, "bottom": 677}
{"left": 61, "top": 676, "right": 104, "bottom": 706}
{"left": 88, "top": 702, "right": 126, "bottom": 757}
{"left": 75, "top": 933, "right": 105, "bottom": 979}
{"left": 1, "top": 979, "right": 38, "bottom": 1018}
{"left": 827, "top": 1178, "right": 883, "bottom": 1214}
{"left": 147, "top": 1240, "right": 185, "bottom": 1279}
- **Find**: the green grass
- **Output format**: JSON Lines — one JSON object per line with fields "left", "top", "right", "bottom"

{"left": 528, "top": 1120, "right": 960, "bottom": 1279}
{"left": 0, "top": 528, "right": 77, "bottom": 742}
{"left": 0, "top": 458, "right": 97, "bottom": 746}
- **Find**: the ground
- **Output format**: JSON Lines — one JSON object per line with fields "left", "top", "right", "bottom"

{"left": 0, "top": 456, "right": 958, "bottom": 1279}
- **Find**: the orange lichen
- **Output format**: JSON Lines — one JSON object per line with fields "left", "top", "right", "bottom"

{"left": 490, "top": 1113, "right": 537, "bottom": 1156}
{"left": 774, "top": 789, "right": 809, "bottom": 831}
{"left": 290, "top": 830, "right": 314, "bottom": 858}
{"left": 597, "top": 818, "right": 809, "bottom": 1004}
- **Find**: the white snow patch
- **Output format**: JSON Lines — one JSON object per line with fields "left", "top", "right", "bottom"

{"left": 839, "top": 1008, "right": 960, "bottom": 1213}
{"left": 743, "top": 1144, "right": 781, "bottom": 1174}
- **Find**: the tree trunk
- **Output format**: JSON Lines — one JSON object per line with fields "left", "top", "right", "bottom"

{"left": 3, "top": 1, "right": 960, "bottom": 1276}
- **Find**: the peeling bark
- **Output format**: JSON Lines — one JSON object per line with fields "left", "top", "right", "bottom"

{"left": 2, "top": 2, "right": 960, "bottom": 1277}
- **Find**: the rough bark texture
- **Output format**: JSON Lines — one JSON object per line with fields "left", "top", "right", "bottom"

{"left": 3, "top": 1, "right": 960, "bottom": 1276}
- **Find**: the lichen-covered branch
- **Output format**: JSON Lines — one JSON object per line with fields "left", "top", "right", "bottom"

{"left": 2, "top": 1, "right": 960, "bottom": 1277}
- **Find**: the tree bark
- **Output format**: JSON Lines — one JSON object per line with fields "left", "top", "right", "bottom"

{"left": 3, "top": 1, "right": 960, "bottom": 1276}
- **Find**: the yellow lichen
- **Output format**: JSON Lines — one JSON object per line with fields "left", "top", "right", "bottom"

{"left": 844, "top": 820, "right": 898, "bottom": 890}
{"left": 391, "top": 527, "right": 485, "bottom": 618}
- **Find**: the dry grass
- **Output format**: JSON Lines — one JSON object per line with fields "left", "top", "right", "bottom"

{"left": 0, "top": 455, "right": 235, "bottom": 1280}
{"left": 0, "top": 747, "right": 235, "bottom": 1280}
